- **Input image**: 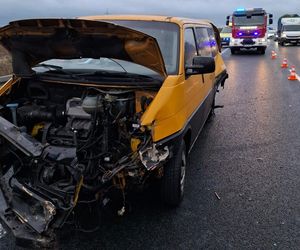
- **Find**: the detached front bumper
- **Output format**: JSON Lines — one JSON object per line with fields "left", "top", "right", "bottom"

{"left": 0, "top": 170, "right": 57, "bottom": 248}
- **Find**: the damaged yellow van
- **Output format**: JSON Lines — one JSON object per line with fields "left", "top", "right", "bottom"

{"left": 0, "top": 15, "right": 227, "bottom": 247}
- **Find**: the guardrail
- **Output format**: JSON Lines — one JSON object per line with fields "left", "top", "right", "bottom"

{"left": 0, "top": 75, "right": 11, "bottom": 84}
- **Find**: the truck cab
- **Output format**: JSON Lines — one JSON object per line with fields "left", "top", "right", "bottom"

{"left": 278, "top": 17, "right": 300, "bottom": 46}
{"left": 226, "top": 8, "right": 273, "bottom": 54}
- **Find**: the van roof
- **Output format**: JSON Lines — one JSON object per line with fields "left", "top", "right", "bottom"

{"left": 79, "top": 15, "right": 213, "bottom": 26}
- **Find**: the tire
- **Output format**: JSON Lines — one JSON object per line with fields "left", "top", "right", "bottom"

{"left": 230, "top": 48, "right": 236, "bottom": 54}
{"left": 160, "top": 140, "right": 187, "bottom": 207}
{"left": 259, "top": 48, "right": 266, "bottom": 55}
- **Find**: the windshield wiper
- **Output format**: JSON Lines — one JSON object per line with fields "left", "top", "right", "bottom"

{"left": 34, "top": 64, "right": 81, "bottom": 79}
{"left": 76, "top": 70, "right": 160, "bottom": 82}
{"left": 35, "top": 63, "right": 63, "bottom": 70}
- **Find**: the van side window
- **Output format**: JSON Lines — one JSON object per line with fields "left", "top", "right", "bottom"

{"left": 207, "top": 28, "right": 218, "bottom": 57}
{"left": 195, "top": 27, "right": 212, "bottom": 57}
{"left": 184, "top": 28, "right": 197, "bottom": 66}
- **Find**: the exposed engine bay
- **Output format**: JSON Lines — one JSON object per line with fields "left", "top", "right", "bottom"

{"left": 0, "top": 79, "right": 169, "bottom": 247}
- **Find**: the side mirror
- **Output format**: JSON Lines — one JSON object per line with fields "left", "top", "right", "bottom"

{"left": 185, "top": 56, "right": 215, "bottom": 76}
{"left": 269, "top": 19, "right": 273, "bottom": 25}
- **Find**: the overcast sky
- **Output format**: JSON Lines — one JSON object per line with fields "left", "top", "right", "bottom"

{"left": 0, "top": 0, "right": 298, "bottom": 27}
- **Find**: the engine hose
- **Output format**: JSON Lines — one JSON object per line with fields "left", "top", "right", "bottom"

{"left": 57, "top": 185, "right": 75, "bottom": 192}
{"left": 87, "top": 152, "right": 106, "bottom": 160}
{"left": 81, "top": 182, "right": 103, "bottom": 192}
{"left": 85, "top": 87, "right": 133, "bottom": 95}
{"left": 77, "top": 95, "right": 100, "bottom": 152}
{"left": 56, "top": 176, "right": 74, "bottom": 187}
{"left": 79, "top": 135, "right": 103, "bottom": 152}
{"left": 77, "top": 115, "right": 101, "bottom": 152}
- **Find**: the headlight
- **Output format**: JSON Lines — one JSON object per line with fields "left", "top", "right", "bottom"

{"left": 282, "top": 33, "right": 287, "bottom": 38}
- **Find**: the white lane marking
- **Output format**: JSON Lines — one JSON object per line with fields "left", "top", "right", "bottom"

{"left": 221, "top": 48, "right": 229, "bottom": 55}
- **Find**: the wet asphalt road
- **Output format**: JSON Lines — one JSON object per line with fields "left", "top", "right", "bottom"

{"left": 2, "top": 40, "right": 300, "bottom": 249}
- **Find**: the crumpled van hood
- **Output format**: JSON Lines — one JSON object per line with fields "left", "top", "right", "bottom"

{"left": 0, "top": 18, "right": 167, "bottom": 77}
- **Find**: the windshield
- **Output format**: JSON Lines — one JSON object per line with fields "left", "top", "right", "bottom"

{"left": 37, "top": 20, "right": 179, "bottom": 77}
{"left": 233, "top": 15, "right": 265, "bottom": 26}
{"left": 221, "top": 27, "right": 232, "bottom": 33}
{"left": 105, "top": 20, "right": 179, "bottom": 75}
{"left": 283, "top": 25, "right": 300, "bottom": 31}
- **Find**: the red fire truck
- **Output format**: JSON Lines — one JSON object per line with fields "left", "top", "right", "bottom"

{"left": 226, "top": 8, "right": 273, "bottom": 54}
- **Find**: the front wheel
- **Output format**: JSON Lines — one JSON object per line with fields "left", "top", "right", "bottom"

{"left": 160, "top": 141, "right": 187, "bottom": 207}
{"left": 258, "top": 48, "right": 266, "bottom": 55}
{"left": 230, "top": 48, "right": 237, "bottom": 54}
